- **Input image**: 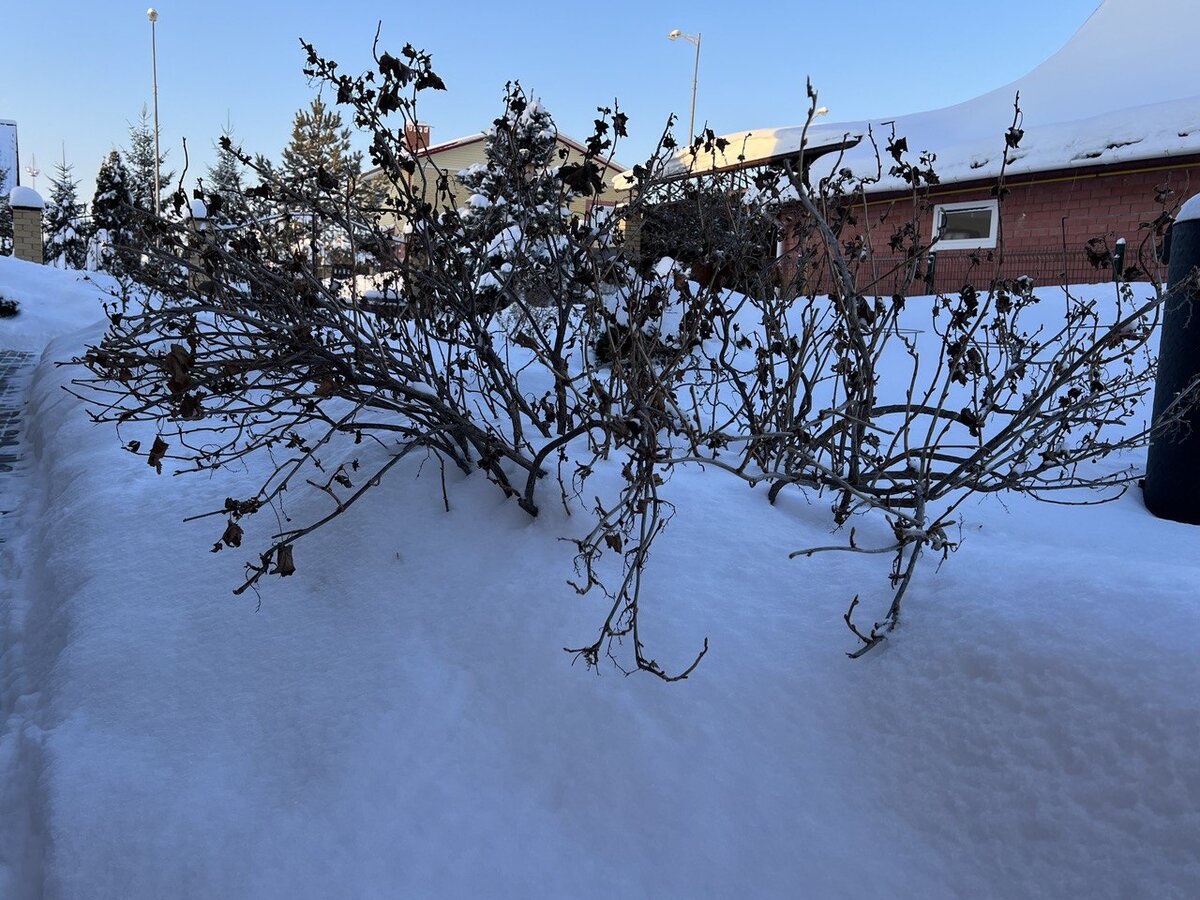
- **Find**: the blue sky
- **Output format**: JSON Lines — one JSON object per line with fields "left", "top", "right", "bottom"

{"left": 3, "top": 0, "right": 1101, "bottom": 200}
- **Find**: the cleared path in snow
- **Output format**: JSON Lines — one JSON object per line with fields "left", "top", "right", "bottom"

{"left": 0, "top": 349, "right": 36, "bottom": 488}
{"left": 0, "top": 259, "right": 119, "bottom": 898}
{"left": 0, "top": 347, "right": 42, "bottom": 899}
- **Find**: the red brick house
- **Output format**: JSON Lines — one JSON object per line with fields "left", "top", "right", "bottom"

{"left": 639, "top": 0, "right": 1200, "bottom": 293}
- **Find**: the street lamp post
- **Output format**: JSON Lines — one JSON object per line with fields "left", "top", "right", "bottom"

{"left": 668, "top": 29, "right": 701, "bottom": 140}
{"left": 147, "top": 7, "right": 161, "bottom": 217}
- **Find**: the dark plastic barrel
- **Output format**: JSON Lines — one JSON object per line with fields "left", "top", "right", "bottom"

{"left": 1144, "top": 198, "right": 1200, "bottom": 524}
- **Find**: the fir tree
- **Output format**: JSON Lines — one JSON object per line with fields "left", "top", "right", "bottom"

{"left": 247, "top": 152, "right": 283, "bottom": 223}
{"left": 0, "top": 166, "right": 11, "bottom": 256}
{"left": 92, "top": 150, "right": 138, "bottom": 275}
{"left": 458, "top": 88, "right": 565, "bottom": 229}
{"left": 125, "top": 104, "right": 174, "bottom": 215}
{"left": 456, "top": 85, "right": 579, "bottom": 308}
{"left": 203, "top": 125, "right": 249, "bottom": 226}
{"left": 43, "top": 155, "right": 90, "bottom": 269}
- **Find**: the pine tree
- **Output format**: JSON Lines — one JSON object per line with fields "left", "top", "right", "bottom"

{"left": 43, "top": 156, "right": 90, "bottom": 269}
{"left": 203, "top": 125, "right": 249, "bottom": 225}
{"left": 125, "top": 104, "right": 174, "bottom": 215}
{"left": 280, "top": 96, "right": 377, "bottom": 263}
{"left": 281, "top": 96, "right": 361, "bottom": 193}
{"left": 92, "top": 150, "right": 138, "bottom": 275}
{"left": 0, "top": 166, "right": 11, "bottom": 256}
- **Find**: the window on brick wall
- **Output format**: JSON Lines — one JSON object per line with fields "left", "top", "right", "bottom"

{"left": 931, "top": 199, "right": 999, "bottom": 250}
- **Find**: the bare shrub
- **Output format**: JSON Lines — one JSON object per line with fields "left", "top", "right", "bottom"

{"left": 70, "top": 40, "right": 1196, "bottom": 674}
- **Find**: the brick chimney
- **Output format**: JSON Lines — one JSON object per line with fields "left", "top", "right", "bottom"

{"left": 404, "top": 122, "right": 431, "bottom": 152}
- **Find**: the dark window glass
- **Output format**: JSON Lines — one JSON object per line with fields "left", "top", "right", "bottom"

{"left": 938, "top": 207, "right": 993, "bottom": 241}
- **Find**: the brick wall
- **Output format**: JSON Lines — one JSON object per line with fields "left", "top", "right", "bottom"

{"left": 784, "top": 155, "right": 1200, "bottom": 295}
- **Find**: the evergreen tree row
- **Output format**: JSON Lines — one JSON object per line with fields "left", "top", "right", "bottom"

{"left": 8, "top": 93, "right": 375, "bottom": 273}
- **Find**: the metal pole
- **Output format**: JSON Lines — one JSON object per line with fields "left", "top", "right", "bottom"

{"left": 1112, "top": 237, "right": 1126, "bottom": 283}
{"left": 148, "top": 8, "right": 161, "bottom": 217}
{"left": 688, "top": 33, "right": 701, "bottom": 140}
{"left": 669, "top": 30, "right": 702, "bottom": 141}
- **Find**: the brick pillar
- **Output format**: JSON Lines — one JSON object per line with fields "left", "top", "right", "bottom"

{"left": 9, "top": 186, "right": 45, "bottom": 264}
{"left": 623, "top": 209, "right": 644, "bottom": 267}
{"left": 187, "top": 198, "right": 211, "bottom": 293}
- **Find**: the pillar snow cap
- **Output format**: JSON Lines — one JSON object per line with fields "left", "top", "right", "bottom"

{"left": 8, "top": 185, "right": 44, "bottom": 210}
{"left": 1178, "top": 193, "right": 1200, "bottom": 224}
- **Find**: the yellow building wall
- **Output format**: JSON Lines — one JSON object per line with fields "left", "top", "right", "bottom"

{"left": 370, "top": 135, "right": 629, "bottom": 229}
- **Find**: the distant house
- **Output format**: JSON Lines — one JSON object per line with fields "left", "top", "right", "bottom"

{"left": 366, "top": 122, "right": 629, "bottom": 243}
{"left": 0, "top": 119, "right": 17, "bottom": 189}
{"left": 0, "top": 120, "right": 18, "bottom": 256}
{"left": 629, "top": 0, "right": 1200, "bottom": 292}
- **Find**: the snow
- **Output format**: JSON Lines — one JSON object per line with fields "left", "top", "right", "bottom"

{"left": 187, "top": 198, "right": 208, "bottom": 220}
{"left": 653, "top": 256, "right": 677, "bottom": 277}
{"left": 646, "top": 0, "right": 1200, "bottom": 191}
{"left": 7, "top": 186, "right": 43, "bottom": 210}
{"left": 0, "top": 256, "right": 111, "bottom": 351}
{"left": 1, "top": 256, "right": 1200, "bottom": 897}
{"left": 1176, "top": 193, "right": 1200, "bottom": 223}
{"left": 800, "top": 93, "right": 1200, "bottom": 191}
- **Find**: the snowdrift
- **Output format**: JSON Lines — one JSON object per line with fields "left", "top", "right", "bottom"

{"left": 1, "top": 257, "right": 1199, "bottom": 898}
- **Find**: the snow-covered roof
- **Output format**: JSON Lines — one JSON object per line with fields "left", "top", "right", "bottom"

{"left": 612, "top": 128, "right": 862, "bottom": 191}
{"left": 684, "top": 0, "right": 1200, "bottom": 192}
{"left": 9, "top": 185, "right": 44, "bottom": 210}
{"left": 364, "top": 130, "right": 629, "bottom": 179}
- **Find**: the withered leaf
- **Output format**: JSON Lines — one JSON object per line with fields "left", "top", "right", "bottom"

{"left": 148, "top": 435, "right": 169, "bottom": 474}
{"left": 221, "top": 519, "right": 244, "bottom": 549}
{"left": 179, "top": 393, "right": 205, "bottom": 419}
{"left": 163, "top": 344, "right": 193, "bottom": 396}
{"left": 271, "top": 544, "right": 296, "bottom": 577}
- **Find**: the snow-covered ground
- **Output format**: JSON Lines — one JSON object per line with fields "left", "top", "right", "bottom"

{"left": 1, "top": 255, "right": 1198, "bottom": 898}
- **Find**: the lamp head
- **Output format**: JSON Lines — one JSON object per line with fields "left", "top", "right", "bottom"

{"left": 147, "top": 8, "right": 158, "bottom": 21}
{"left": 668, "top": 29, "right": 683, "bottom": 40}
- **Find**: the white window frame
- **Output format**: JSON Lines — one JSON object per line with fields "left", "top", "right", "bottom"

{"left": 930, "top": 199, "right": 999, "bottom": 251}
